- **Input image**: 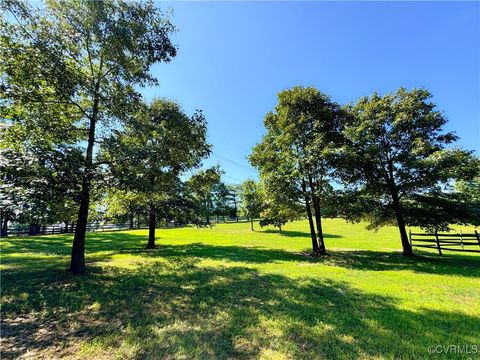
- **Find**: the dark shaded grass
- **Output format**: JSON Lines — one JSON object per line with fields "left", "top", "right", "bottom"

{"left": 1, "top": 230, "right": 480, "bottom": 359}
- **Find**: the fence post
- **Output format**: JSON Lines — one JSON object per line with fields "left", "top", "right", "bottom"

{"left": 475, "top": 230, "right": 480, "bottom": 248}
{"left": 409, "top": 229, "right": 412, "bottom": 247}
{"left": 434, "top": 230, "right": 442, "bottom": 256}
{"left": 459, "top": 229, "right": 464, "bottom": 250}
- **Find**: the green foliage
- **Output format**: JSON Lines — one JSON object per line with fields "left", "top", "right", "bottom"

{"left": 250, "top": 86, "right": 345, "bottom": 251}
{"left": 102, "top": 98, "right": 210, "bottom": 224}
{"left": 338, "top": 87, "right": 478, "bottom": 236}
{"left": 0, "top": 124, "right": 83, "bottom": 225}
{"left": 259, "top": 200, "right": 301, "bottom": 231}
{"left": 186, "top": 166, "right": 222, "bottom": 224}
{"left": 1, "top": 0, "right": 178, "bottom": 269}
{"left": 239, "top": 180, "right": 263, "bottom": 227}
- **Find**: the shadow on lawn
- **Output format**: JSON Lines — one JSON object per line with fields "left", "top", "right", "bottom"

{"left": 261, "top": 229, "right": 343, "bottom": 239}
{"left": 2, "top": 233, "right": 479, "bottom": 278}
{"left": 2, "top": 256, "right": 479, "bottom": 359}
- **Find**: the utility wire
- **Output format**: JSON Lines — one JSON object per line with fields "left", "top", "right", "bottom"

{"left": 211, "top": 152, "right": 257, "bottom": 173}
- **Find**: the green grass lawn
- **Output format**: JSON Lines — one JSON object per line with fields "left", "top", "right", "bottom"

{"left": 1, "top": 219, "right": 479, "bottom": 359}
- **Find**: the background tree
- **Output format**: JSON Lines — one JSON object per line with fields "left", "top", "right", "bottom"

{"left": 226, "top": 184, "right": 242, "bottom": 222}
{"left": 338, "top": 88, "right": 478, "bottom": 256}
{"left": 250, "top": 86, "right": 344, "bottom": 253}
{"left": 102, "top": 99, "right": 210, "bottom": 248}
{"left": 104, "top": 190, "right": 144, "bottom": 229}
{"left": 0, "top": 121, "right": 83, "bottom": 235}
{"left": 1, "top": 0, "right": 177, "bottom": 273}
{"left": 259, "top": 200, "right": 301, "bottom": 233}
{"left": 186, "top": 167, "right": 222, "bottom": 225}
{"left": 239, "top": 180, "right": 263, "bottom": 231}
{"left": 212, "top": 182, "right": 233, "bottom": 223}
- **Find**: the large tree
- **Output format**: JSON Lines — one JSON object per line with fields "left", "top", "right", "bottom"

{"left": 250, "top": 86, "right": 344, "bottom": 253}
{"left": 102, "top": 99, "right": 210, "bottom": 248}
{"left": 338, "top": 88, "right": 478, "bottom": 256}
{"left": 1, "top": 0, "right": 177, "bottom": 273}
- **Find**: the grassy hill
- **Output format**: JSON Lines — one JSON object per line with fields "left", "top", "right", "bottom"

{"left": 1, "top": 219, "right": 479, "bottom": 359}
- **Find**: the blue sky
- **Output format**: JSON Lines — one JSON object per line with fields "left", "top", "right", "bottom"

{"left": 142, "top": 1, "right": 480, "bottom": 184}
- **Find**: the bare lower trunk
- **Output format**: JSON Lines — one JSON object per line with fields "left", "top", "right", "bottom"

{"left": 70, "top": 181, "right": 89, "bottom": 274}
{"left": 69, "top": 80, "right": 100, "bottom": 274}
{"left": 146, "top": 204, "right": 156, "bottom": 249}
{"left": 278, "top": 225, "right": 282, "bottom": 233}
{"left": 1, "top": 215, "right": 8, "bottom": 237}
{"left": 302, "top": 179, "right": 318, "bottom": 252}
{"left": 308, "top": 176, "right": 326, "bottom": 254}
{"left": 129, "top": 214, "right": 134, "bottom": 229}
{"left": 250, "top": 218, "right": 254, "bottom": 231}
{"left": 395, "top": 206, "right": 413, "bottom": 256}
{"left": 387, "top": 161, "right": 413, "bottom": 257}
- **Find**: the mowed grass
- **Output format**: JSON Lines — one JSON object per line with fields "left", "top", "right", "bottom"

{"left": 1, "top": 219, "right": 479, "bottom": 359}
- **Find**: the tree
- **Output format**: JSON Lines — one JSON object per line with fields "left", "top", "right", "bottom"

{"left": 240, "top": 180, "right": 263, "bottom": 231}
{"left": 338, "top": 88, "right": 478, "bottom": 256}
{"left": 104, "top": 190, "right": 144, "bottom": 229}
{"left": 186, "top": 167, "right": 222, "bottom": 225}
{"left": 1, "top": 0, "right": 177, "bottom": 273}
{"left": 102, "top": 99, "right": 210, "bottom": 248}
{"left": 226, "top": 184, "right": 241, "bottom": 221}
{"left": 212, "top": 182, "right": 232, "bottom": 222}
{"left": 0, "top": 122, "right": 83, "bottom": 234}
{"left": 250, "top": 86, "right": 345, "bottom": 253}
{"left": 259, "top": 200, "right": 301, "bottom": 232}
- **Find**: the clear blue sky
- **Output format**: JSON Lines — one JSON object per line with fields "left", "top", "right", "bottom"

{"left": 142, "top": 1, "right": 480, "bottom": 184}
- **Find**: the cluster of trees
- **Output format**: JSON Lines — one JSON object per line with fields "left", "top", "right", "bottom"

{"left": 1, "top": 1, "right": 478, "bottom": 276}
{"left": 0, "top": 0, "right": 217, "bottom": 273}
{"left": 249, "top": 86, "right": 480, "bottom": 257}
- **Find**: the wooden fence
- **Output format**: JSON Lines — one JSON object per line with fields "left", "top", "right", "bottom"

{"left": 2, "top": 222, "right": 139, "bottom": 237}
{"left": 409, "top": 230, "right": 480, "bottom": 255}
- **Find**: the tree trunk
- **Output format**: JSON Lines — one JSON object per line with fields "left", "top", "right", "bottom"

{"left": 65, "top": 220, "right": 69, "bottom": 233}
{"left": 394, "top": 201, "right": 413, "bottom": 256}
{"left": 70, "top": 181, "right": 90, "bottom": 274}
{"left": 302, "top": 178, "right": 319, "bottom": 252}
{"left": 129, "top": 214, "right": 134, "bottom": 229}
{"left": 250, "top": 218, "right": 254, "bottom": 231}
{"left": 278, "top": 225, "right": 282, "bottom": 233}
{"left": 387, "top": 161, "right": 413, "bottom": 257}
{"left": 1, "top": 215, "right": 8, "bottom": 237}
{"left": 69, "top": 81, "right": 100, "bottom": 274}
{"left": 146, "top": 203, "right": 156, "bottom": 249}
{"left": 137, "top": 213, "right": 140, "bottom": 229}
{"left": 308, "top": 175, "right": 326, "bottom": 254}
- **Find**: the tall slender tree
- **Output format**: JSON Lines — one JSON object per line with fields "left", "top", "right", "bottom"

{"left": 1, "top": 0, "right": 177, "bottom": 273}
{"left": 250, "top": 86, "right": 345, "bottom": 254}
{"left": 240, "top": 180, "right": 263, "bottom": 231}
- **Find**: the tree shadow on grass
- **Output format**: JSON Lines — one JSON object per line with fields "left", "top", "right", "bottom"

{"left": 2, "top": 235, "right": 479, "bottom": 278}
{"left": 1, "top": 257, "right": 479, "bottom": 359}
{"left": 325, "top": 250, "right": 480, "bottom": 277}
{"left": 0, "top": 231, "right": 150, "bottom": 257}
{"left": 261, "top": 229, "right": 343, "bottom": 239}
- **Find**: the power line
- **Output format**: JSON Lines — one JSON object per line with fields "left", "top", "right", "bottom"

{"left": 222, "top": 174, "right": 243, "bottom": 183}
{"left": 211, "top": 152, "right": 257, "bottom": 173}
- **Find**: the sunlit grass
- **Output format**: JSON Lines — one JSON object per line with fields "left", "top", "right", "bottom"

{"left": 1, "top": 219, "right": 479, "bottom": 359}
